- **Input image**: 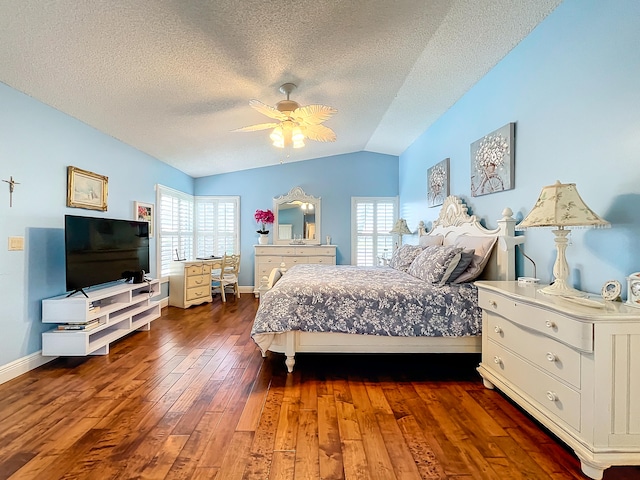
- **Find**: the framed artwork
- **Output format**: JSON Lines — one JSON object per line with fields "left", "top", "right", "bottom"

{"left": 66, "top": 166, "right": 108, "bottom": 211}
{"left": 134, "top": 201, "right": 154, "bottom": 238}
{"left": 470, "top": 122, "right": 515, "bottom": 197}
{"left": 427, "top": 157, "right": 450, "bottom": 207}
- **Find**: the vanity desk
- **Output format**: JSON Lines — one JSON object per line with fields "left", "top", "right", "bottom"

{"left": 169, "top": 259, "right": 221, "bottom": 308}
{"left": 476, "top": 281, "right": 640, "bottom": 479}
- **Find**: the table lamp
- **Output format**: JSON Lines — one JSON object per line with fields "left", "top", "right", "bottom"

{"left": 516, "top": 181, "right": 609, "bottom": 297}
{"left": 390, "top": 218, "right": 412, "bottom": 249}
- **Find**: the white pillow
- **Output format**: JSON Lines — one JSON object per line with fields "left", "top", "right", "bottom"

{"left": 451, "top": 236, "right": 497, "bottom": 283}
{"left": 419, "top": 234, "right": 444, "bottom": 247}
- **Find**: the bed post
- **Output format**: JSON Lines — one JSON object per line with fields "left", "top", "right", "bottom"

{"left": 496, "top": 207, "right": 524, "bottom": 281}
{"left": 284, "top": 332, "right": 296, "bottom": 373}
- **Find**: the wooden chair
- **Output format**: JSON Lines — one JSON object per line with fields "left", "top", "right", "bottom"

{"left": 211, "top": 254, "right": 240, "bottom": 302}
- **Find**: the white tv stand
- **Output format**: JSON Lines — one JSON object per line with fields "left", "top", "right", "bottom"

{"left": 42, "top": 280, "right": 161, "bottom": 356}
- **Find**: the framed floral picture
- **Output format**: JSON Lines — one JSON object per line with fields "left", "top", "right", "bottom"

{"left": 427, "top": 158, "right": 450, "bottom": 207}
{"left": 470, "top": 122, "right": 515, "bottom": 197}
{"left": 134, "top": 201, "right": 154, "bottom": 238}
{"left": 66, "top": 166, "right": 108, "bottom": 211}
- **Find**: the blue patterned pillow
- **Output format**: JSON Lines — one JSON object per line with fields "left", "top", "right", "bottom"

{"left": 389, "top": 245, "right": 424, "bottom": 272}
{"left": 407, "top": 245, "right": 464, "bottom": 284}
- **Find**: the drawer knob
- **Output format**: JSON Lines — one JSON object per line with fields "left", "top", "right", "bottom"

{"left": 546, "top": 352, "right": 557, "bottom": 362}
{"left": 546, "top": 391, "right": 558, "bottom": 402}
{"left": 195, "top": 279, "right": 203, "bottom": 284}
{"left": 494, "top": 326, "right": 503, "bottom": 334}
{"left": 489, "top": 300, "right": 498, "bottom": 308}
{"left": 493, "top": 356, "right": 502, "bottom": 366}
{"left": 545, "top": 320, "right": 556, "bottom": 329}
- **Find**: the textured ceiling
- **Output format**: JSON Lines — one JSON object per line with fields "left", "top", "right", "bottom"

{"left": 0, "top": 0, "right": 562, "bottom": 177}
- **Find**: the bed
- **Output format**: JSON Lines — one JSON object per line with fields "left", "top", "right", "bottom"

{"left": 252, "top": 196, "right": 522, "bottom": 372}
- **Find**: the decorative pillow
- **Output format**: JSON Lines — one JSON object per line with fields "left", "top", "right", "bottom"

{"left": 419, "top": 234, "right": 444, "bottom": 247}
{"left": 407, "top": 245, "right": 464, "bottom": 284}
{"left": 442, "top": 248, "right": 475, "bottom": 284}
{"left": 452, "top": 236, "right": 498, "bottom": 283}
{"left": 389, "top": 245, "right": 424, "bottom": 272}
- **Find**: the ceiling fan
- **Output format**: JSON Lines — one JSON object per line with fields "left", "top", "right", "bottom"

{"left": 234, "top": 83, "right": 337, "bottom": 149}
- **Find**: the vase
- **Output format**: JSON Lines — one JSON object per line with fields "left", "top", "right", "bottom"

{"left": 258, "top": 233, "right": 269, "bottom": 245}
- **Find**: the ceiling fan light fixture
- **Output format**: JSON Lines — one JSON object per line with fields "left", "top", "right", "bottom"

{"left": 292, "top": 126, "right": 305, "bottom": 148}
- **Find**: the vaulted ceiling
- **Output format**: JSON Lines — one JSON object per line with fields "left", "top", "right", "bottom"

{"left": 0, "top": 0, "right": 561, "bottom": 177}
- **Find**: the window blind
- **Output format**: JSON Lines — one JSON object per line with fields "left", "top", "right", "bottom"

{"left": 195, "top": 196, "right": 240, "bottom": 258}
{"left": 157, "top": 185, "right": 194, "bottom": 278}
{"left": 351, "top": 197, "right": 397, "bottom": 266}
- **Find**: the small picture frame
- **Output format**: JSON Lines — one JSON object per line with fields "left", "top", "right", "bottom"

{"left": 67, "top": 166, "right": 108, "bottom": 211}
{"left": 134, "top": 201, "right": 154, "bottom": 238}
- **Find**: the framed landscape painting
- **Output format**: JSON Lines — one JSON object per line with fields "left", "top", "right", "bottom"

{"left": 427, "top": 158, "right": 449, "bottom": 207}
{"left": 66, "top": 166, "right": 108, "bottom": 211}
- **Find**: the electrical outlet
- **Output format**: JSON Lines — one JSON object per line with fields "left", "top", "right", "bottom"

{"left": 8, "top": 236, "right": 24, "bottom": 251}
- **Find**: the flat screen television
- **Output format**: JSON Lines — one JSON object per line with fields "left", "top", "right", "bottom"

{"left": 65, "top": 215, "right": 150, "bottom": 295}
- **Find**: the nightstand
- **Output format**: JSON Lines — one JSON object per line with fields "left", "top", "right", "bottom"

{"left": 476, "top": 281, "right": 640, "bottom": 480}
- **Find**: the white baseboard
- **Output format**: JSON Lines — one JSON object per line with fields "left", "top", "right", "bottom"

{"left": 0, "top": 351, "right": 57, "bottom": 385}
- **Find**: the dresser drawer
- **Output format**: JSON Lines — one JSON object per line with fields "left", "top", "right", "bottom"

{"left": 288, "top": 257, "right": 308, "bottom": 265}
{"left": 295, "top": 247, "right": 335, "bottom": 256}
{"left": 186, "top": 285, "right": 210, "bottom": 301}
{"left": 258, "top": 255, "right": 283, "bottom": 265}
{"left": 308, "top": 256, "right": 336, "bottom": 265}
{"left": 485, "top": 339, "right": 581, "bottom": 431}
{"left": 257, "top": 263, "right": 277, "bottom": 277}
{"left": 186, "top": 275, "right": 209, "bottom": 289}
{"left": 186, "top": 264, "right": 205, "bottom": 276}
{"left": 487, "top": 314, "right": 581, "bottom": 388}
{"left": 479, "top": 290, "right": 593, "bottom": 352}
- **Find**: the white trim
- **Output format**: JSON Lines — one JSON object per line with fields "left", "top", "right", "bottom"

{"left": 0, "top": 351, "right": 56, "bottom": 385}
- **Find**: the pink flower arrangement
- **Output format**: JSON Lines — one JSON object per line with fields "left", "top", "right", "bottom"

{"left": 254, "top": 209, "right": 274, "bottom": 234}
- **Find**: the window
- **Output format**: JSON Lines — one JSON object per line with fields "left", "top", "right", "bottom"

{"left": 351, "top": 197, "right": 398, "bottom": 266}
{"left": 157, "top": 186, "right": 194, "bottom": 278}
{"left": 156, "top": 186, "right": 239, "bottom": 279}
{"left": 195, "top": 196, "right": 240, "bottom": 258}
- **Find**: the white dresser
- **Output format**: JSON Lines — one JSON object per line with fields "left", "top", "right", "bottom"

{"left": 253, "top": 244, "right": 337, "bottom": 296}
{"left": 169, "top": 260, "right": 217, "bottom": 308}
{"left": 476, "top": 281, "right": 640, "bottom": 480}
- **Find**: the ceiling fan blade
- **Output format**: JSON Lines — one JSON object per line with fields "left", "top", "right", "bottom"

{"left": 232, "top": 122, "right": 280, "bottom": 132}
{"left": 302, "top": 124, "right": 337, "bottom": 142}
{"left": 293, "top": 104, "right": 337, "bottom": 125}
{"left": 249, "top": 99, "right": 288, "bottom": 121}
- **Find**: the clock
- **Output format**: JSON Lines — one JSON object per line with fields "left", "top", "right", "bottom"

{"left": 626, "top": 272, "right": 640, "bottom": 308}
{"left": 601, "top": 280, "right": 621, "bottom": 301}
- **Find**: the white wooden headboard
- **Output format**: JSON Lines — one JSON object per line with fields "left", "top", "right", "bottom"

{"left": 417, "top": 196, "right": 522, "bottom": 281}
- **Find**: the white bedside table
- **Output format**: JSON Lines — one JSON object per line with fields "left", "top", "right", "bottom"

{"left": 476, "top": 281, "right": 640, "bottom": 480}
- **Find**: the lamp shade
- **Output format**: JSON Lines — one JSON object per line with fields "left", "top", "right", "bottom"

{"left": 390, "top": 218, "right": 412, "bottom": 235}
{"left": 517, "top": 181, "right": 609, "bottom": 230}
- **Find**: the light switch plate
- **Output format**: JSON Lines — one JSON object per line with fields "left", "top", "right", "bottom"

{"left": 8, "top": 236, "right": 24, "bottom": 251}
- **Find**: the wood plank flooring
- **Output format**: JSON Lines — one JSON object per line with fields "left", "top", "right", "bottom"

{"left": 0, "top": 294, "right": 638, "bottom": 479}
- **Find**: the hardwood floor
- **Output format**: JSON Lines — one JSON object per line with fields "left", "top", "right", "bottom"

{"left": 0, "top": 294, "right": 638, "bottom": 480}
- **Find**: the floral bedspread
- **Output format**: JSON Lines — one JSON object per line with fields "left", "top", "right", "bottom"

{"left": 251, "top": 264, "right": 482, "bottom": 341}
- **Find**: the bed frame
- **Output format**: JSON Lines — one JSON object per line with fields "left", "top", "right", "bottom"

{"left": 254, "top": 196, "right": 523, "bottom": 373}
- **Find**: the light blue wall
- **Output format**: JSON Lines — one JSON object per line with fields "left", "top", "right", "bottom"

{"left": 399, "top": 0, "right": 640, "bottom": 296}
{"left": 0, "top": 82, "right": 193, "bottom": 367}
{"left": 195, "top": 151, "right": 399, "bottom": 285}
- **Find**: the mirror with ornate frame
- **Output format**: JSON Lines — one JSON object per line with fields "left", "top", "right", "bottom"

{"left": 273, "top": 187, "right": 321, "bottom": 245}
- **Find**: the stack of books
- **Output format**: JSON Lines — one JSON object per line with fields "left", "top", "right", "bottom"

{"left": 56, "top": 318, "right": 101, "bottom": 331}
{"left": 88, "top": 301, "right": 101, "bottom": 314}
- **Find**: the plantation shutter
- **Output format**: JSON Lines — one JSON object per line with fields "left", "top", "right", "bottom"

{"left": 195, "top": 196, "right": 240, "bottom": 258}
{"left": 157, "top": 186, "right": 194, "bottom": 278}
{"left": 351, "top": 197, "right": 398, "bottom": 266}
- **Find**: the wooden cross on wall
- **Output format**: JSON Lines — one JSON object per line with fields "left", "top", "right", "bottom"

{"left": 2, "top": 176, "right": 20, "bottom": 207}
